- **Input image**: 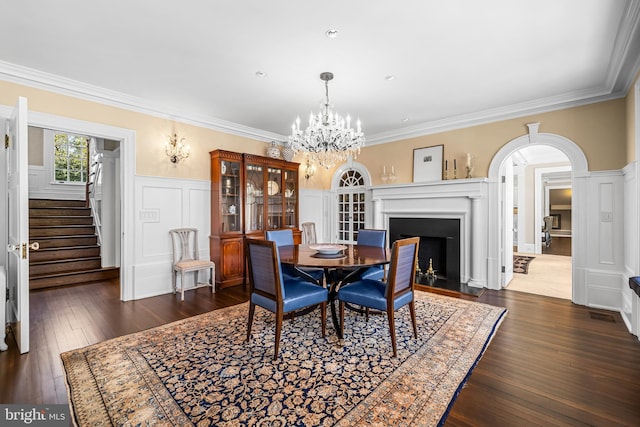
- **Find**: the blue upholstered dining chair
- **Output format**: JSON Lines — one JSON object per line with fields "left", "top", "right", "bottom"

{"left": 265, "top": 229, "right": 324, "bottom": 285}
{"left": 245, "top": 238, "right": 328, "bottom": 360}
{"left": 337, "top": 236, "right": 420, "bottom": 357}
{"left": 355, "top": 229, "right": 387, "bottom": 281}
{"left": 330, "top": 229, "right": 388, "bottom": 286}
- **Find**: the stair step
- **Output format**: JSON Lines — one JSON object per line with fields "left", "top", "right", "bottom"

{"left": 30, "top": 257, "right": 102, "bottom": 276}
{"left": 29, "top": 225, "right": 96, "bottom": 237}
{"left": 29, "top": 199, "right": 86, "bottom": 208}
{"left": 33, "top": 235, "right": 98, "bottom": 249}
{"left": 29, "top": 267, "right": 120, "bottom": 290}
{"left": 30, "top": 207, "right": 91, "bottom": 217}
{"left": 30, "top": 246, "right": 101, "bottom": 262}
{"left": 30, "top": 216, "right": 94, "bottom": 226}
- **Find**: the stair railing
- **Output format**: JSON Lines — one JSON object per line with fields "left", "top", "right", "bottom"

{"left": 87, "top": 139, "right": 103, "bottom": 247}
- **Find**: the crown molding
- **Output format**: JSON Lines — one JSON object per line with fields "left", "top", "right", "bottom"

{"left": 0, "top": 42, "right": 635, "bottom": 148}
{"left": 0, "top": 60, "right": 283, "bottom": 143}
{"left": 364, "top": 87, "right": 625, "bottom": 146}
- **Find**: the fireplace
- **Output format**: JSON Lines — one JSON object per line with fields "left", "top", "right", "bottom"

{"left": 389, "top": 217, "right": 460, "bottom": 284}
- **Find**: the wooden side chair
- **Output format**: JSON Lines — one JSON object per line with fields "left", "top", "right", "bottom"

{"left": 245, "top": 238, "right": 328, "bottom": 360}
{"left": 337, "top": 236, "right": 420, "bottom": 357}
{"left": 169, "top": 228, "right": 215, "bottom": 301}
{"left": 301, "top": 222, "right": 318, "bottom": 244}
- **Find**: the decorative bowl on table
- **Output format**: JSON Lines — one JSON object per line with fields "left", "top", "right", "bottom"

{"left": 309, "top": 244, "right": 347, "bottom": 255}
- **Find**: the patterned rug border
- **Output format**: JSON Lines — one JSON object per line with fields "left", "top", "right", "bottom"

{"left": 62, "top": 292, "right": 507, "bottom": 427}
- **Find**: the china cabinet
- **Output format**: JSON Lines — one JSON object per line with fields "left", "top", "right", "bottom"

{"left": 210, "top": 150, "right": 300, "bottom": 288}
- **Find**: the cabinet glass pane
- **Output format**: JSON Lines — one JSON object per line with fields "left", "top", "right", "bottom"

{"left": 267, "top": 167, "right": 282, "bottom": 229}
{"left": 221, "top": 159, "right": 241, "bottom": 232}
{"left": 283, "top": 169, "right": 297, "bottom": 228}
{"left": 245, "top": 163, "right": 264, "bottom": 232}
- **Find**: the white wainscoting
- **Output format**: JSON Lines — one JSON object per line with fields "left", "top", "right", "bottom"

{"left": 133, "top": 175, "right": 211, "bottom": 300}
{"left": 584, "top": 171, "right": 625, "bottom": 312}
{"left": 623, "top": 162, "right": 639, "bottom": 336}
{"left": 28, "top": 165, "right": 85, "bottom": 200}
{"left": 298, "top": 188, "right": 328, "bottom": 242}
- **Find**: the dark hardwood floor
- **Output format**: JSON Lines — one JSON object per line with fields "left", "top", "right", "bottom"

{"left": 542, "top": 235, "right": 572, "bottom": 256}
{"left": 1, "top": 280, "right": 639, "bottom": 426}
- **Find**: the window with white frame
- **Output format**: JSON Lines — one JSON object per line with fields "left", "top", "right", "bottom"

{"left": 53, "top": 132, "right": 89, "bottom": 183}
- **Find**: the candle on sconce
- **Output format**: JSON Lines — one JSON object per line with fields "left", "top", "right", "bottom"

{"left": 454, "top": 159, "right": 457, "bottom": 170}
{"left": 467, "top": 153, "right": 471, "bottom": 168}
{"left": 445, "top": 160, "right": 448, "bottom": 171}
{"left": 391, "top": 165, "right": 395, "bottom": 174}
{"left": 383, "top": 165, "right": 387, "bottom": 174}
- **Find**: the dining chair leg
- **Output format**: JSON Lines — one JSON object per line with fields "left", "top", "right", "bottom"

{"left": 274, "top": 311, "right": 284, "bottom": 360}
{"left": 247, "top": 302, "right": 256, "bottom": 342}
{"left": 180, "top": 271, "right": 185, "bottom": 301}
{"left": 365, "top": 307, "right": 369, "bottom": 322}
{"left": 320, "top": 301, "right": 327, "bottom": 337}
{"left": 409, "top": 301, "right": 418, "bottom": 339}
{"left": 339, "top": 301, "right": 345, "bottom": 338}
{"left": 387, "top": 307, "right": 397, "bottom": 357}
{"left": 172, "top": 270, "right": 177, "bottom": 294}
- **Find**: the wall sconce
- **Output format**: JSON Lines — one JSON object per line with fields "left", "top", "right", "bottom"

{"left": 166, "top": 133, "right": 190, "bottom": 163}
{"left": 303, "top": 159, "right": 316, "bottom": 180}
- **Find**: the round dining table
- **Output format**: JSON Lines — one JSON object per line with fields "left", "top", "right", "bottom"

{"left": 278, "top": 243, "right": 391, "bottom": 338}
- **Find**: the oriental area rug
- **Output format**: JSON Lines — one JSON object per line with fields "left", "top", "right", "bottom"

{"left": 514, "top": 255, "right": 535, "bottom": 274}
{"left": 62, "top": 292, "right": 507, "bottom": 426}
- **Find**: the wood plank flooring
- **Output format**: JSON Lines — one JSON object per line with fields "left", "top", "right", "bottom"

{"left": 1, "top": 281, "right": 639, "bottom": 426}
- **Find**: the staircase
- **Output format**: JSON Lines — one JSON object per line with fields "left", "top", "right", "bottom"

{"left": 29, "top": 199, "right": 119, "bottom": 290}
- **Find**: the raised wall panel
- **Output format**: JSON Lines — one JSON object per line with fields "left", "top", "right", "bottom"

{"left": 133, "top": 176, "right": 211, "bottom": 300}
{"left": 598, "top": 182, "right": 614, "bottom": 264}
{"left": 299, "top": 189, "right": 325, "bottom": 242}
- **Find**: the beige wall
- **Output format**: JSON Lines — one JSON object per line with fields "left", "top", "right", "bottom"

{"left": 1, "top": 79, "right": 629, "bottom": 187}
{"left": 357, "top": 98, "right": 627, "bottom": 187}
{"left": 0, "top": 80, "right": 266, "bottom": 181}
{"left": 27, "top": 126, "right": 43, "bottom": 166}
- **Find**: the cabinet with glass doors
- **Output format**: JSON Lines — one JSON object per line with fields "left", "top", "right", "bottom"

{"left": 210, "top": 150, "right": 244, "bottom": 288}
{"left": 243, "top": 154, "right": 300, "bottom": 241}
{"left": 210, "top": 150, "right": 300, "bottom": 288}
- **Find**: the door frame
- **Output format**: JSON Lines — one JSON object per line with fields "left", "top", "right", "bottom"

{"left": 487, "top": 123, "right": 588, "bottom": 304}
{"left": 0, "top": 104, "right": 136, "bottom": 301}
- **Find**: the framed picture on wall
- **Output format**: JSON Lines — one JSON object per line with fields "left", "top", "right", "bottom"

{"left": 413, "top": 144, "right": 444, "bottom": 182}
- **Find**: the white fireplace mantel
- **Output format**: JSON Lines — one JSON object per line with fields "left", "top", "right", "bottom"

{"left": 371, "top": 178, "right": 490, "bottom": 288}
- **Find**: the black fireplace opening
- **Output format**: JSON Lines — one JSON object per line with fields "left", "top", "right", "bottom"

{"left": 389, "top": 217, "right": 460, "bottom": 284}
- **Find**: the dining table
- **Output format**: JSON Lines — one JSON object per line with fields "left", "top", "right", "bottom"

{"left": 278, "top": 243, "right": 391, "bottom": 339}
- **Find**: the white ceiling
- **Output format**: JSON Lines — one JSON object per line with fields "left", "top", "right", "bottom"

{"left": 1, "top": 0, "right": 639, "bottom": 145}
{"left": 512, "top": 145, "right": 570, "bottom": 165}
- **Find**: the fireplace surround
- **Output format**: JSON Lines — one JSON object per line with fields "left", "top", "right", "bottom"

{"left": 371, "top": 178, "right": 489, "bottom": 290}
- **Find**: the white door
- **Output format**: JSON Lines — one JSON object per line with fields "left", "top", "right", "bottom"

{"left": 6, "top": 96, "right": 33, "bottom": 354}
{"left": 335, "top": 169, "right": 368, "bottom": 243}
{"left": 502, "top": 161, "right": 514, "bottom": 287}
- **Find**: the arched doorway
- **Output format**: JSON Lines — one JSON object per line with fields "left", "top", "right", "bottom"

{"left": 487, "top": 123, "right": 588, "bottom": 304}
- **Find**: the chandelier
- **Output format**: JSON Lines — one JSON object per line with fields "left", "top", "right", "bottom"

{"left": 288, "top": 72, "right": 365, "bottom": 169}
